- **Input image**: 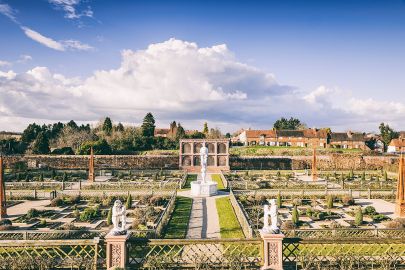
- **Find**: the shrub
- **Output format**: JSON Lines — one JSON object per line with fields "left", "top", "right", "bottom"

{"left": 258, "top": 181, "right": 269, "bottom": 189}
{"left": 79, "top": 206, "right": 100, "bottom": 222}
{"left": 306, "top": 207, "right": 314, "bottom": 217}
{"left": 355, "top": 207, "right": 363, "bottom": 226}
{"left": 102, "top": 197, "right": 112, "bottom": 207}
{"left": 292, "top": 205, "right": 299, "bottom": 226}
{"left": 326, "top": 196, "right": 334, "bottom": 209}
{"left": 40, "top": 219, "right": 47, "bottom": 226}
{"left": 292, "top": 198, "right": 302, "bottom": 206}
{"left": 150, "top": 196, "right": 164, "bottom": 206}
{"left": 341, "top": 195, "right": 355, "bottom": 206}
{"left": 363, "top": 206, "right": 377, "bottom": 216}
{"left": 280, "top": 220, "right": 294, "bottom": 230}
{"left": 385, "top": 220, "right": 403, "bottom": 229}
{"left": 26, "top": 208, "right": 40, "bottom": 219}
{"left": 255, "top": 195, "right": 267, "bottom": 204}
{"left": 50, "top": 197, "right": 64, "bottom": 207}
{"left": 329, "top": 220, "right": 341, "bottom": 229}
{"left": 372, "top": 214, "right": 389, "bottom": 223}
{"left": 0, "top": 219, "right": 13, "bottom": 231}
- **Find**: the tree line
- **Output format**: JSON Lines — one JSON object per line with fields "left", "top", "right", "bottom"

{"left": 0, "top": 113, "right": 224, "bottom": 155}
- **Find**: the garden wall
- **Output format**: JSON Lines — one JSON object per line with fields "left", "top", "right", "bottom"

{"left": 3, "top": 154, "right": 399, "bottom": 171}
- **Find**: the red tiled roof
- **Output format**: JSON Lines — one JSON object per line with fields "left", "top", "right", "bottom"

{"left": 245, "top": 130, "right": 276, "bottom": 138}
{"left": 390, "top": 138, "right": 405, "bottom": 147}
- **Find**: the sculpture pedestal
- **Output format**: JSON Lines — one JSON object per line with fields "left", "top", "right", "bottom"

{"left": 105, "top": 231, "right": 130, "bottom": 270}
{"left": 191, "top": 181, "right": 217, "bottom": 197}
{"left": 260, "top": 231, "right": 285, "bottom": 270}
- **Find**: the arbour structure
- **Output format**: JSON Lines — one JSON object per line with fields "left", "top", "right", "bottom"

{"left": 179, "top": 139, "right": 230, "bottom": 171}
{"left": 396, "top": 150, "right": 405, "bottom": 217}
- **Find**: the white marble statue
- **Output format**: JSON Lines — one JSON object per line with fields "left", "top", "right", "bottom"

{"left": 200, "top": 142, "right": 208, "bottom": 183}
{"left": 262, "top": 199, "right": 279, "bottom": 234}
{"left": 111, "top": 200, "right": 127, "bottom": 235}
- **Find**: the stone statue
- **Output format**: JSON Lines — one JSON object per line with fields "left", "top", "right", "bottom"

{"left": 111, "top": 200, "right": 127, "bottom": 235}
{"left": 200, "top": 142, "right": 208, "bottom": 182}
{"left": 262, "top": 199, "right": 279, "bottom": 234}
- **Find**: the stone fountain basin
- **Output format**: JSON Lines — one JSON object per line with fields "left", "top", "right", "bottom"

{"left": 191, "top": 181, "right": 217, "bottom": 197}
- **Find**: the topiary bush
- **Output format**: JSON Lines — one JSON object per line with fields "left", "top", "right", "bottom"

{"left": 355, "top": 207, "right": 363, "bottom": 226}
{"left": 341, "top": 195, "right": 355, "bottom": 206}
{"left": 292, "top": 205, "right": 299, "bottom": 226}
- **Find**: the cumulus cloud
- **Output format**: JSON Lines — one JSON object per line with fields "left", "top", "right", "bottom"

{"left": 21, "top": 26, "right": 93, "bottom": 51}
{"left": 0, "top": 38, "right": 404, "bottom": 132}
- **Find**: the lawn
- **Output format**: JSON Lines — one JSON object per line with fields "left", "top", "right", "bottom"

{"left": 216, "top": 196, "right": 244, "bottom": 238}
{"left": 162, "top": 196, "right": 193, "bottom": 239}
{"left": 211, "top": 174, "right": 225, "bottom": 190}
{"left": 230, "top": 145, "right": 364, "bottom": 156}
{"left": 182, "top": 174, "right": 197, "bottom": 189}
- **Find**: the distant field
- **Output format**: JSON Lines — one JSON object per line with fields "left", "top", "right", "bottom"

{"left": 230, "top": 145, "right": 364, "bottom": 156}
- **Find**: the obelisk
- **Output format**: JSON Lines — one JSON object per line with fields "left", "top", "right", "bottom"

{"left": 88, "top": 147, "right": 95, "bottom": 182}
{"left": 0, "top": 155, "right": 7, "bottom": 218}
{"left": 312, "top": 147, "right": 317, "bottom": 181}
{"left": 395, "top": 148, "right": 405, "bottom": 217}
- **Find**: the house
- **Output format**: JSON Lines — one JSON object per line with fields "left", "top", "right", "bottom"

{"left": 329, "top": 131, "right": 368, "bottom": 150}
{"left": 387, "top": 138, "right": 405, "bottom": 153}
{"left": 154, "top": 128, "right": 170, "bottom": 138}
{"left": 236, "top": 128, "right": 329, "bottom": 147}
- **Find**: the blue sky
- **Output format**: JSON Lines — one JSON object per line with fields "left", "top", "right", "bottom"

{"left": 0, "top": 0, "right": 404, "bottom": 132}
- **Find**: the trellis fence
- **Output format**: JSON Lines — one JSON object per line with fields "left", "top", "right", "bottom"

{"left": 234, "top": 189, "right": 396, "bottom": 199}
{"left": 0, "top": 238, "right": 105, "bottom": 269}
{"left": 127, "top": 238, "right": 263, "bottom": 269}
{"left": 283, "top": 238, "right": 405, "bottom": 269}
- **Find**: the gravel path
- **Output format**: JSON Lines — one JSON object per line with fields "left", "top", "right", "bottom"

{"left": 183, "top": 174, "right": 223, "bottom": 239}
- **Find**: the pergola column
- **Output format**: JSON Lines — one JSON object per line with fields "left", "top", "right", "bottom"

{"left": 88, "top": 147, "right": 95, "bottom": 182}
{"left": 396, "top": 149, "right": 405, "bottom": 217}
{"left": 0, "top": 155, "right": 7, "bottom": 218}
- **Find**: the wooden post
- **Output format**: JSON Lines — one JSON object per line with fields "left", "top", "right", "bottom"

{"left": 395, "top": 149, "right": 405, "bottom": 217}
{"left": 0, "top": 155, "right": 7, "bottom": 218}
{"left": 105, "top": 232, "right": 130, "bottom": 269}
{"left": 88, "top": 147, "right": 95, "bottom": 182}
{"left": 260, "top": 231, "right": 285, "bottom": 270}
{"left": 312, "top": 147, "right": 317, "bottom": 181}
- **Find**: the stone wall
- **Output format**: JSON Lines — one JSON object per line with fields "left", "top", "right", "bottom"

{"left": 3, "top": 154, "right": 400, "bottom": 172}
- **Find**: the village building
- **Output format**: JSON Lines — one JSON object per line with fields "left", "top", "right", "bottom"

{"left": 235, "top": 128, "right": 329, "bottom": 148}
{"left": 387, "top": 138, "right": 405, "bottom": 154}
{"left": 329, "top": 131, "right": 368, "bottom": 150}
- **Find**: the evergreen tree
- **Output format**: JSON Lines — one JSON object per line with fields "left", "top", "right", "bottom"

{"left": 103, "top": 117, "right": 113, "bottom": 135}
{"left": 326, "top": 195, "right": 334, "bottom": 209}
{"left": 141, "top": 113, "right": 156, "bottom": 137}
{"left": 62, "top": 172, "right": 68, "bottom": 182}
{"left": 292, "top": 205, "right": 299, "bottom": 226}
{"left": 125, "top": 194, "right": 132, "bottom": 209}
{"left": 175, "top": 123, "right": 186, "bottom": 140}
{"left": 203, "top": 122, "right": 209, "bottom": 134}
{"left": 277, "top": 194, "right": 282, "bottom": 208}
{"left": 384, "top": 171, "right": 388, "bottom": 181}
{"left": 39, "top": 172, "right": 44, "bottom": 181}
{"left": 107, "top": 208, "right": 113, "bottom": 226}
{"left": 32, "top": 132, "right": 50, "bottom": 154}
{"left": 355, "top": 207, "right": 363, "bottom": 226}
{"left": 116, "top": 122, "right": 124, "bottom": 132}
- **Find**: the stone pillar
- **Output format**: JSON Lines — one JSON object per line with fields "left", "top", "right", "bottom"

{"left": 260, "top": 232, "right": 285, "bottom": 270}
{"left": 179, "top": 141, "right": 183, "bottom": 168}
{"left": 88, "top": 147, "right": 95, "bottom": 182}
{"left": 0, "top": 155, "right": 7, "bottom": 218}
{"left": 105, "top": 232, "right": 130, "bottom": 270}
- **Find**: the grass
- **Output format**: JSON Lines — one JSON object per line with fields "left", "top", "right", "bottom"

{"left": 230, "top": 145, "right": 364, "bottom": 156}
{"left": 216, "top": 197, "right": 244, "bottom": 239}
{"left": 182, "top": 174, "right": 197, "bottom": 189}
{"left": 162, "top": 196, "right": 193, "bottom": 239}
{"left": 211, "top": 174, "right": 225, "bottom": 190}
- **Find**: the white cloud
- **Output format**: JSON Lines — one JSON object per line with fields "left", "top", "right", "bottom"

{"left": 21, "top": 27, "right": 65, "bottom": 51}
{"left": 48, "top": 0, "right": 93, "bottom": 19}
{"left": 0, "top": 38, "right": 404, "bottom": 132}
{"left": 0, "top": 3, "right": 17, "bottom": 22}
{"left": 18, "top": 54, "right": 33, "bottom": 63}
{"left": 21, "top": 26, "right": 93, "bottom": 51}
{"left": 0, "top": 60, "right": 11, "bottom": 67}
